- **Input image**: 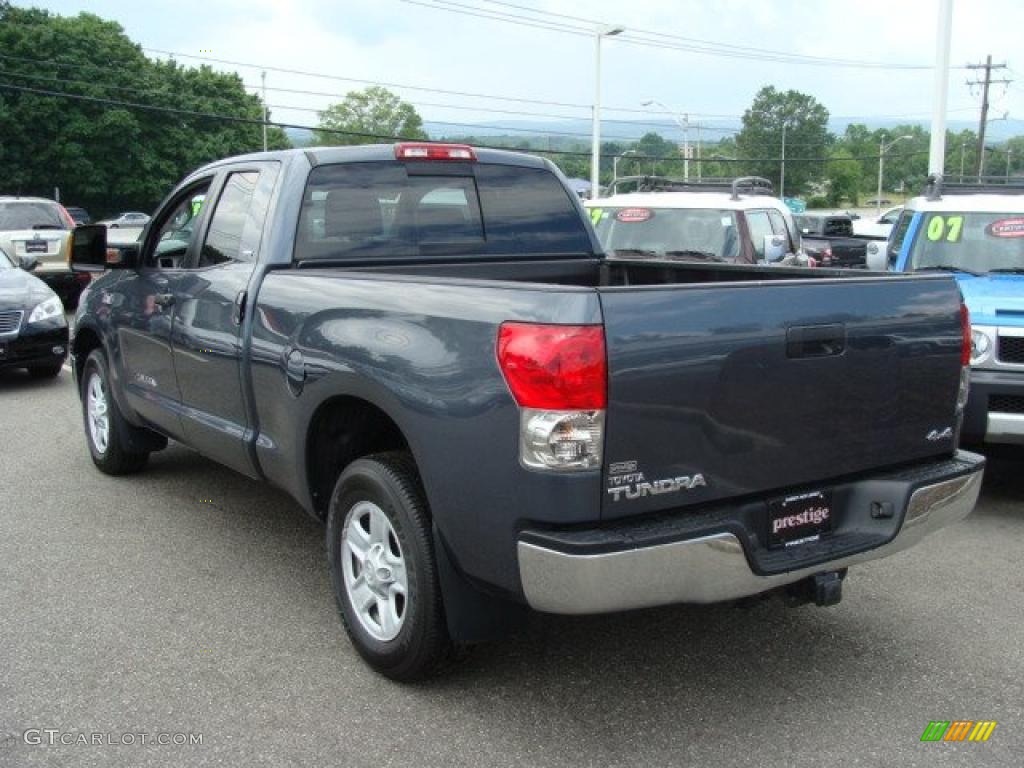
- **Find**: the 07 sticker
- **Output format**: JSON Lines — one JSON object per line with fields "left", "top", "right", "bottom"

{"left": 925, "top": 215, "right": 964, "bottom": 243}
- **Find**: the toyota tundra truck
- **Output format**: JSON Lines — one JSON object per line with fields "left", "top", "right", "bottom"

{"left": 69, "top": 144, "right": 984, "bottom": 680}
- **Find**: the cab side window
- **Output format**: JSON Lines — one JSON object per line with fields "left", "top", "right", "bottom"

{"left": 766, "top": 210, "right": 793, "bottom": 250}
{"left": 147, "top": 179, "right": 213, "bottom": 269}
{"left": 746, "top": 211, "right": 774, "bottom": 261}
{"left": 199, "top": 172, "right": 260, "bottom": 267}
{"left": 888, "top": 210, "right": 913, "bottom": 265}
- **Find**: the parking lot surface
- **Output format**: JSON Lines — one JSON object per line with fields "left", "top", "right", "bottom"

{"left": 2, "top": 367, "right": 1022, "bottom": 767}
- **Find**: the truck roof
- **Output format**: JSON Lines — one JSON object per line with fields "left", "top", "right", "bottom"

{"left": 193, "top": 144, "right": 549, "bottom": 174}
{"left": 905, "top": 194, "right": 1024, "bottom": 213}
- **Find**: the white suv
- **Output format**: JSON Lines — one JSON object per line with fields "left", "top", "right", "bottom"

{"left": 584, "top": 176, "right": 808, "bottom": 266}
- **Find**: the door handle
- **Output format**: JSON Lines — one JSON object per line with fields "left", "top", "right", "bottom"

{"left": 153, "top": 293, "right": 175, "bottom": 308}
{"left": 786, "top": 324, "right": 846, "bottom": 358}
{"left": 232, "top": 290, "right": 248, "bottom": 326}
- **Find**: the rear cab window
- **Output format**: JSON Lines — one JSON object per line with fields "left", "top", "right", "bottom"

{"left": 294, "top": 162, "right": 591, "bottom": 261}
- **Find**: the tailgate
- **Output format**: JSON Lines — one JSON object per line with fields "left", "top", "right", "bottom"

{"left": 599, "top": 275, "right": 964, "bottom": 519}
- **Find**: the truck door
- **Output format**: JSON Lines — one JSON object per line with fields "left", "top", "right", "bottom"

{"left": 170, "top": 163, "right": 278, "bottom": 477}
{"left": 116, "top": 176, "right": 214, "bottom": 439}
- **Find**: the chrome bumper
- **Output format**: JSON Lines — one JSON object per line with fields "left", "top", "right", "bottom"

{"left": 518, "top": 468, "right": 984, "bottom": 615}
{"left": 987, "top": 413, "right": 1024, "bottom": 445}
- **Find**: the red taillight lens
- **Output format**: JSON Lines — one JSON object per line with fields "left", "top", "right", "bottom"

{"left": 960, "top": 302, "right": 971, "bottom": 366}
{"left": 496, "top": 323, "right": 606, "bottom": 410}
{"left": 58, "top": 205, "right": 76, "bottom": 229}
{"left": 395, "top": 142, "right": 476, "bottom": 161}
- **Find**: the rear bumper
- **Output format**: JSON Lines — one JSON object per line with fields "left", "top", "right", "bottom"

{"left": 962, "top": 369, "right": 1024, "bottom": 445}
{"left": 517, "top": 452, "right": 984, "bottom": 614}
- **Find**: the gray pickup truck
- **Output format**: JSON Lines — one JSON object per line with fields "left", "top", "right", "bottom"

{"left": 70, "top": 143, "right": 984, "bottom": 680}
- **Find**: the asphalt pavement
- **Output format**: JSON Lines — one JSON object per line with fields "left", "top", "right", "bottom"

{"left": 1, "top": 364, "right": 1022, "bottom": 767}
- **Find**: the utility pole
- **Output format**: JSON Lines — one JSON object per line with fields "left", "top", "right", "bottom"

{"left": 261, "top": 71, "right": 268, "bottom": 152}
{"left": 966, "top": 55, "right": 1011, "bottom": 175}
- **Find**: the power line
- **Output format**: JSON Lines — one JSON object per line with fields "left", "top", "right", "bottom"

{"left": 0, "top": 81, "right": 931, "bottom": 164}
{"left": 475, "top": 0, "right": 941, "bottom": 70}
{"left": 406, "top": 0, "right": 947, "bottom": 70}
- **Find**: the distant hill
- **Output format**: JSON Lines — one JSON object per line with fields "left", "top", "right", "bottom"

{"left": 286, "top": 118, "right": 1023, "bottom": 148}
{"left": 424, "top": 118, "right": 1024, "bottom": 144}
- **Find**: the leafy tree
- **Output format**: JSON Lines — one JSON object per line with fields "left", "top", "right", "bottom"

{"left": 736, "top": 86, "right": 830, "bottom": 195}
{"left": 824, "top": 151, "right": 861, "bottom": 205}
{"left": 0, "top": 3, "right": 289, "bottom": 216}
{"left": 313, "top": 86, "right": 426, "bottom": 146}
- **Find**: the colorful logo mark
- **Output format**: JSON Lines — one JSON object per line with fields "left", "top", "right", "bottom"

{"left": 920, "top": 721, "right": 997, "bottom": 742}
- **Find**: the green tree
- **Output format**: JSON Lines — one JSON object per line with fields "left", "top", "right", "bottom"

{"left": 736, "top": 86, "right": 830, "bottom": 195}
{"left": 824, "top": 151, "right": 861, "bottom": 206}
{"left": 313, "top": 86, "right": 426, "bottom": 146}
{"left": 0, "top": 3, "right": 289, "bottom": 216}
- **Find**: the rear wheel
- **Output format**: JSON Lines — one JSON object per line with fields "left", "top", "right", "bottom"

{"left": 326, "top": 453, "right": 452, "bottom": 681}
{"left": 81, "top": 349, "right": 149, "bottom": 474}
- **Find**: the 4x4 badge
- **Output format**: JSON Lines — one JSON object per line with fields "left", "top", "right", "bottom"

{"left": 926, "top": 427, "right": 953, "bottom": 442}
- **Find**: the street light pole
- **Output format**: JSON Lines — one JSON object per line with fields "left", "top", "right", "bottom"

{"left": 591, "top": 25, "right": 624, "bottom": 200}
{"left": 613, "top": 149, "right": 638, "bottom": 183}
{"left": 960, "top": 142, "right": 966, "bottom": 180}
{"left": 878, "top": 135, "right": 913, "bottom": 215}
{"left": 641, "top": 100, "right": 689, "bottom": 180}
{"left": 780, "top": 121, "right": 787, "bottom": 199}
{"left": 261, "top": 70, "right": 268, "bottom": 152}
{"left": 1008, "top": 149, "right": 1014, "bottom": 179}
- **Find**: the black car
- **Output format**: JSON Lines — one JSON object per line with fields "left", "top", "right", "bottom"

{"left": 65, "top": 206, "right": 92, "bottom": 225}
{"left": 0, "top": 247, "right": 69, "bottom": 378}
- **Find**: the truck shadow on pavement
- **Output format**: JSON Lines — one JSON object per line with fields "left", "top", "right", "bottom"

{"left": 0, "top": 368, "right": 69, "bottom": 391}
{"left": 82, "top": 442, "right": 1023, "bottom": 759}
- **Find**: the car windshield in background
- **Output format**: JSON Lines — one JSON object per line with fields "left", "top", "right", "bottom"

{"left": 909, "top": 212, "right": 1024, "bottom": 274}
{"left": 591, "top": 207, "right": 740, "bottom": 261}
{"left": 294, "top": 162, "right": 591, "bottom": 261}
{"left": 0, "top": 202, "right": 67, "bottom": 231}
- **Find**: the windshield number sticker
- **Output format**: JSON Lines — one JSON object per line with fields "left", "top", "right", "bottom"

{"left": 986, "top": 218, "right": 1024, "bottom": 238}
{"left": 615, "top": 208, "right": 654, "bottom": 223}
{"left": 926, "top": 215, "right": 964, "bottom": 243}
{"left": 589, "top": 208, "right": 603, "bottom": 225}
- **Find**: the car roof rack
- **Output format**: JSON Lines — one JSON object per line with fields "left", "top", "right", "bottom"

{"left": 605, "top": 175, "right": 774, "bottom": 200}
{"left": 924, "top": 174, "right": 1024, "bottom": 200}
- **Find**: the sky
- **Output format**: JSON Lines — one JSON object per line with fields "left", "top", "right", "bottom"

{"left": 16, "top": 0, "right": 1024, "bottom": 143}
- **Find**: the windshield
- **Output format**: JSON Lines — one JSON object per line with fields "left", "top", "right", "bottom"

{"left": 590, "top": 207, "right": 740, "bottom": 261}
{"left": 0, "top": 201, "right": 68, "bottom": 231}
{"left": 909, "top": 212, "right": 1024, "bottom": 274}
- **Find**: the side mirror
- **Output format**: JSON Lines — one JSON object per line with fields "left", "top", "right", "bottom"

{"left": 865, "top": 241, "right": 887, "bottom": 271}
{"left": 71, "top": 224, "right": 136, "bottom": 271}
{"left": 763, "top": 234, "right": 787, "bottom": 263}
{"left": 18, "top": 254, "right": 39, "bottom": 272}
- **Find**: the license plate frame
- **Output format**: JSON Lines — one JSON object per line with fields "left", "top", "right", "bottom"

{"left": 767, "top": 490, "right": 833, "bottom": 549}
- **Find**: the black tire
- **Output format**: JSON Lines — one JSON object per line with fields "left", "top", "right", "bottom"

{"left": 326, "top": 452, "right": 452, "bottom": 681}
{"left": 81, "top": 349, "right": 149, "bottom": 475}
{"left": 27, "top": 362, "right": 63, "bottom": 379}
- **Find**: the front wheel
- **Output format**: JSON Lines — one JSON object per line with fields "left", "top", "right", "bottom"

{"left": 81, "top": 349, "right": 149, "bottom": 474}
{"left": 326, "top": 453, "right": 452, "bottom": 681}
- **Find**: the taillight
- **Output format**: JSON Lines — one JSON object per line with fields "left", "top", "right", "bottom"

{"left": 497, "top": 322, "right": 606, "bottom": 471}
{"left": 395, "top": 142, "right": 476, "bottom": 161}
{"left": 957, "top": 301, "right": 971, "bottom": 414}
{"left": 58, "top": 204, "right": 76, "bottom": 229}
{"left": 960, "top": 302, "right": 971, "bottom": 366}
